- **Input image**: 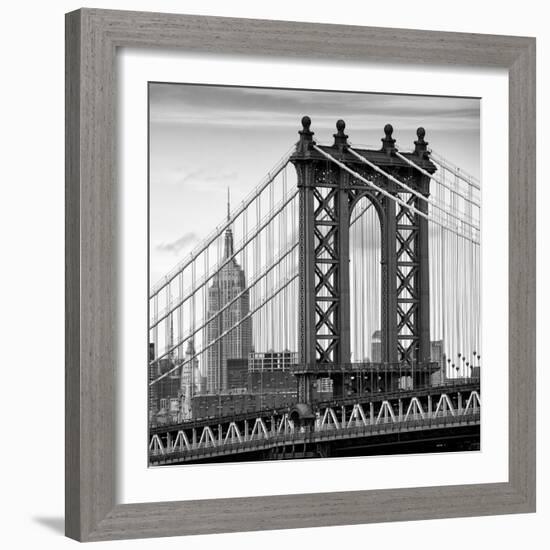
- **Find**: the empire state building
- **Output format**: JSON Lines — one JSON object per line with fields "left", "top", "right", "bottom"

{"left": 206, "top": 197, "right": 253, "bottom": 393}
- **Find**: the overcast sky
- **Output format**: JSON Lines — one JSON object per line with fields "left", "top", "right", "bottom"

{"left": 149, "top": 83, "right": 480, "bottom": 284}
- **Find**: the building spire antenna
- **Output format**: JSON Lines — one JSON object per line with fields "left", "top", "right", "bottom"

{"left": 227, "top": 187, "right": 230, "bottom": 222}
{"left": 223, "top": 187, "right": 234, "bottom": 258}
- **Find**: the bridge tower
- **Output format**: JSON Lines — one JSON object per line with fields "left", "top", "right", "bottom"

{"left": 290, "top": 117, "right": 436, "bottom": 414}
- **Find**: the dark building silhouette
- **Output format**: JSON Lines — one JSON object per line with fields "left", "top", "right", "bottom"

{"left": 227, "top": 358, "right": 248, "bottom": 390}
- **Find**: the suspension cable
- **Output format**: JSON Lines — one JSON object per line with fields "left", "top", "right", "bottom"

{"left": 429, "top": 148, "right": 481, "bottom": 190}
{"left": 348, "top": 147, "right": 479, "bottom": 232}
{"left": 150, "top": 190, "right": 298, "bottom": 328}
{"left": 312, "top": 145, "right": 479, "bottom": 245}
{"left": 151, "top": 145, "right": 296, "bottom": 297}
{"left": 393, "top": 150, "right": 480, "bottom": 207}
{"left": 151, "top": 240, "right": 299, "bottom": 367}
{"left": 150, "top": 273, "right": 299, "bottom": 386}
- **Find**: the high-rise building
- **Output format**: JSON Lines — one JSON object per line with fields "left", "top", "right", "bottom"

{"left": 247, "top": 350, "right": 298, "bottom": 394}
{"left": 370, "top": 330, "right": 382, "bottom": 363}
{"left": 430, "top": 340, "right": 445, "bottom": 368}
{"left": 181, "top": 339, "right": 201, "bottom": 394}
{"left": 180, "top": 339, "right": 201, "bottom": 419}
{"left": 150, "top": 355, "right": 181, "bottom": 425}
{"left": 206, "top": 196, "right": 253, "bottom": 393}
{"left": 227, "top": 358, "right": 248, "bottom": 390}
{"left": 148, "top": 343, "right": 158, "bottom": 421}
{"left": 248, "top": 350, "right": 297, "bottom": 372}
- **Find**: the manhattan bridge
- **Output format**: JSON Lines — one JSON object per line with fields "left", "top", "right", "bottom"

{"left": 148, "top": 117, "right": 481, "bottom": 464}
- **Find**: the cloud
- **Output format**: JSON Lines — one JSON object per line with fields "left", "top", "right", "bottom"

{"left": 156, "top": 232, "right": 198, "bottom": 254}
{"left": 150, "top": 165, "right": 239, "bottom": 191}
{"left": 178, "top": 167, "right": 238, "bottom": 187}
{"left": 149, "top": 82, "right": 480, "bottom": 132}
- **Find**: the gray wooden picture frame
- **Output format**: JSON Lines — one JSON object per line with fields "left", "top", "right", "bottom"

{"left": 65, "top": 8, "right": 536, "bottom": 542}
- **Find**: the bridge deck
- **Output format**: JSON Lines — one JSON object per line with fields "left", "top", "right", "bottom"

{"left": 149, "top": 380, "right": 480, "bottom": 436}
{"left": 150, "top": 412, "right": 480, "bottom": 465}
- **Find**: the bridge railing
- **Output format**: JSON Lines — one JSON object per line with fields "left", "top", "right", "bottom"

{"left": 290, "top": 361, "right": 441, "bottom": 374}
{"left": 149, "top": 410, "right": 480, "bottom": 463}
{"left": 149, "top": 378, "right": 481, "bottom": 432}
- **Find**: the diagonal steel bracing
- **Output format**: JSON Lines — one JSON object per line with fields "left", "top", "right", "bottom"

{"left": 291, "top": 119, "right": 436, "bottom": 408}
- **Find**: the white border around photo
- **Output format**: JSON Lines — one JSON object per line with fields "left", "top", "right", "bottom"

{"left": 116, "top": 48, "right": 508, "bottom": 505}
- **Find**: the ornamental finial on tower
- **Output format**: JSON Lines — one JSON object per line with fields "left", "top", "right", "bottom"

{"left": 414, "top": 127, "right": 429, "bottom": 157}
{"left": 333, "top": 119, "right": 348, "bottom": 149}
{"left": 381, "top": 123, "right": 396, "bottom": 154}
{"left": 297, "top": 115, "right": 315, "bottom": 153}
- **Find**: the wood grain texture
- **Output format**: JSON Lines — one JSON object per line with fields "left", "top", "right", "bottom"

{"left": 507, "top": 41, "right": 536, "bottom": 508}
{"left": 65, "top": 8, "right": 536, "bottom": 542}
{"left": 65, "top": 9, "right": 81, "bottom": 541}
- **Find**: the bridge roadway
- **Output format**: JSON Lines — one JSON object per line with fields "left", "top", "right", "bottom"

{"left": 149, "top": 380, "right": 480, "bottom": 464}
{"left": 150, "top": 411, "right": 480, "bottom": 465}
{"left": 149, "top": 379, "right": 479, "bottom": 436}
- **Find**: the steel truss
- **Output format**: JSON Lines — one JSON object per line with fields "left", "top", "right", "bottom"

{"left": 290, "top": 119, "right": 435, "bottom": 406}
{"left": 149, "top": 385, "right": 480, "bottom": 464}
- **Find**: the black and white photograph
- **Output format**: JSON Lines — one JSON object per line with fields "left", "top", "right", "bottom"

{"left": 2, "top": 0, "right": 541, "bottom": 546}
{"left": 147, "top": 84, "right": 481, "bottom": 465}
